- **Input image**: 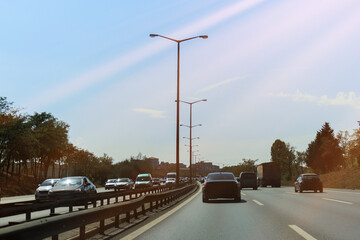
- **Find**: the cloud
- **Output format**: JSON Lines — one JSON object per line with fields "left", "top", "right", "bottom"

{"left": 197, "top": 76, "right": 248, "bottom": 93}
{"left": 272, "top": 90, "right": 360, "bottom": 109}
{"left": 27, "top": 0, "right": 265, "bottom": 111}
{"left": 132, "top": 108, "right": 167, "bottom": 118}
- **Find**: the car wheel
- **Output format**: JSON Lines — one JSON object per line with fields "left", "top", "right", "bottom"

{"left": 253, "top": 187, "right": 257, "bottom": 190}
{"left": 235, "top": 196, "right": 241, "bottom": 202}
{"left": 299, "top": 187, "right": 303, "bottom": 193}
{"left": 294, "top": 187, "right": 298, "bottom": 192}
{"left": 314, "top": 189, "right": 317, "bottom": 193}
{"left": 320, "top": 188, "right": 323, "bottom": 193}
{"left": 202, "top": 194, "right": 208, "bottom": 203}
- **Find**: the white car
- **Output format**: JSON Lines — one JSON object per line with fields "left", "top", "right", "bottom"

{"left": 35, "top": 178, "right": 60, "bottom": 200}
{"left": 105, "top": 179, "right": 117, "bottom": 190}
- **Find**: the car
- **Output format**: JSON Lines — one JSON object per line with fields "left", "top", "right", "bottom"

{"left": 114, "top": 178, "right": 134, "bottom": 191}
{"left": 152, "top": 178, "right": 161, "bottom": 186}
{"left": 165, "top": 172, "right": 176, "bottom": 187}
{"left": 202, "top": 172, "right": 241, "bottom": 202}
{"left": 294, "top": 173, "right": 323, "bottom": 193}
{"left": 239, "top": 172, "right": 257, "bottom": 190}
{"left": 35, "top": 178, "right": 60, "bottom": 200}
{"left": 48, "top": 176, "right": 97, "bottom": 200}
{"left": 105, "top": 179, "right": 117, "bottom": 190}
{"left": 134, "top": 173, "right": 153, "bottom": 189}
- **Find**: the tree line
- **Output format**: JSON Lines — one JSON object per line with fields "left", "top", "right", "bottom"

{"left": 0, "top": 97, "right": 114, "bottom": 186}
{"left": 271, "top": 122, "right": 359, "bottom": 181}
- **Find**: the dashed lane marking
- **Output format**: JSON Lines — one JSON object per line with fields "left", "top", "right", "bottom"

{"left": 322, "top": 198, "right": 353, "bottom": 205}
{"left": 289, "top": 225, "right": 317, "bottom": 240}
{"left": 253, "top": 199, "right": 264, "bottom": 206}
{"left": 325, "top": 190, "right": 360, "bottom": 195}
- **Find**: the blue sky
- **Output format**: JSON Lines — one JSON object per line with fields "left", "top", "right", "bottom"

{"left": 1, "top": 0, "right": 360, "bottom": 167}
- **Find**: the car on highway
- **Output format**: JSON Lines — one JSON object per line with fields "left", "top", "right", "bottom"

{"left": 152, "top": 178, "right": 161, "bottom": 186}
{"left": 134, "top": 173, "right": 153, "bottom": 189}
{"left": 165, "top": 172, "right": 176, "bottom": 188}
{"left": 239, "top": 172, "right": 258, "bottom": 190}
{"left": 114, "top": 178, "right": 134, "bottom": 191}
{"left": 105, "top": 179, "right": 117, "bottom": 190}
{"left": 48, "top": 176, "right": 97, "bottom": 199}
{"left": 202, "top": 172, "right": 241, "bottom": 202}
{"left": 35, "top": 178, "right": 60, "bottom": 201}
{"left": 294, "top": 173, "right": 323, "bottom": 193}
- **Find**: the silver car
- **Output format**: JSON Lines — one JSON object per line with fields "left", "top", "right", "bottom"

{"left": 35, "top": 178, "right": 60, "bottom": 200}
{"left": 48, "top": 176, "right": 97, "bottom": 200}
{"left": 114, "top": 178, "right": 134, "bottom": 191}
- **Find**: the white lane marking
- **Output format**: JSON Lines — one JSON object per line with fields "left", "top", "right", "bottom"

{"left": 286, "top": 192, "right": 299, "bottom": 195}
{"left": 326, "top": 190, "right": 360, "bottom": 195}
{"left": 241, "top": 192, "right": 246, "bottom": 196}
{"left": 289, "top": 225, "right": 317, "bottom": 240}
{"left": 120, "top": 185, "right": 202, "bottom": 240}
{"left": 253, "top": 199, "right": 264, "bottom": 206}
{"left": 322, "top": 198, "right": 353, "bottom": 205}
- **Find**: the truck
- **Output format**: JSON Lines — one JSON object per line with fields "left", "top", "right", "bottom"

{"left": 257, "top": 162, "right": 281, "bottom": 187}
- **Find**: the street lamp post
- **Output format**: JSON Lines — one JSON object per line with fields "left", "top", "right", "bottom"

{"left": 180, "top": 99, "right": 206, "bottom": 183}
{"left": 149, "top": 34, "right": 208, "bottom": 186}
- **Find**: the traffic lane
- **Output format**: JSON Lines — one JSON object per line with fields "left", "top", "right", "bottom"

{"left": 130, "top": 191, "right": 304, "bottom": 240}
{"left": 243, "top": 187, "right": 360, "bottom": 240}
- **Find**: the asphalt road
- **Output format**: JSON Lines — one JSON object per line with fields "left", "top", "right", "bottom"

{"left": 118, "top": 186, "right": 360, "bottom": 240}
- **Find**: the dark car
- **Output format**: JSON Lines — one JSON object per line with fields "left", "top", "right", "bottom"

{"left": 239, "top": 172, "right": 257, "bottom": 190}
{"left": 35, "top": 178, "right": 60, "bottom": 200}
{"left": 294, "top": 173, "right": 323, "bottom": 193}
{"left": 152, "top": 178, "right": 161, "bottom": 186}
{"left": 48, "top": 176, "right": 97, "bottom": 200}
{"left": 202, "top": 172, "right": 241, "bottom": 202}
{"left": 114, "top": 178, "right": 134, "bottom": 191}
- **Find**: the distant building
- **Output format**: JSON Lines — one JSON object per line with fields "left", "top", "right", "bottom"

{"left": 194, "top": 161, "right": 219, "bottom": 176}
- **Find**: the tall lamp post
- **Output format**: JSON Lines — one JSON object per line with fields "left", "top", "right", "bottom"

{"left": 180, "top": 99, "right": 206, "bottom": 182}
{"left": 149, "top": 34, "right": 208, "bottom": 186}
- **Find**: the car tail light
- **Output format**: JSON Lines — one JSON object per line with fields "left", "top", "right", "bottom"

{"left": 204, "top": 183, "right": 207, "bottom": 188}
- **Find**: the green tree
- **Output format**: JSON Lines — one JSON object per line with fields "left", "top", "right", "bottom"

{"left": 306, "top": 122, "right": 344, "bottom": 173}
{"left": 271, "top": 139, "right": 295, "bottom": 180}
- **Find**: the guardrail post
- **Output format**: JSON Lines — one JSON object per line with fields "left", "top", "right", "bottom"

{"left": 100, "top": 219, "right": 105, "bottom": 234}
{"left": 101, "top": 199, "right": 104, "bottom": 206}
{"left": 80, "top": 225, "right": 85, "bottom": 240}
{"left": 52, "top": 234, "right": 59, "bottom": 240}
{"left": 50, "top": 207, "right": 55, "bottom": 215}
{"left": 126, "top": 211, "right": 130, "bottom": 223}
{"left": 93, "top": 200, "right": 96, "bottom": 208}
{"left": 134, "top": 208, "right": 138, "bottom": 219}
{"left": 84, "top": 201, "right": 88, "bottom": 209}
{"left": 26, "top": 211, "right": 31, "bottom": 221}
{"left": 115, "top": 214, "right": 120, "bottom": 228}
{"left": 69, "top": 204, "right": 73, "bottom": 212}
{"left": 107, "top": 198, "right": 110, "bottom": 205}
{"left": 150, "top": 201, "right": 153, "bottom": 212}
{"left": 142, "top": 204, "right": 146, "bottom": 215}
{"left": 115, "top": 196, "right": 118, "bottom": 203}
{"left": 156, "top": 200, "right": 159, "bottom": 209}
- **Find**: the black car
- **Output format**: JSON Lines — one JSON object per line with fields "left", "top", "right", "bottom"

{"left": 202, "top": 172, "right": 241, "bottom": 202}
{"left": 48, "top": 176, "right": 97, "bottom": 200}
{"left": 294, "top": 173, "right": 323, "bottom": 193}
{"left": 239, "top": 172, "right": 257, "bottom": 190}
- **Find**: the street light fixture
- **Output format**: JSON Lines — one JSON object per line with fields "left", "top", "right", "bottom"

{"left": 179, "top": 99, "right": 207, "bottom": 183}
{"left": 150, "top": 34, "right": 207, "bottom": 186}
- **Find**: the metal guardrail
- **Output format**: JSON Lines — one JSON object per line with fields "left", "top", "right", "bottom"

{"left": 0, "top": 184, "right": 178, "bottom": 222}
{"left": 0, "top": 183, "right": 197, "bottom": 240}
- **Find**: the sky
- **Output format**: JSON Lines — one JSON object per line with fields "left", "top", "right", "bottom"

{"left": 1, "top": 0, "right": 360, "bottom": 167}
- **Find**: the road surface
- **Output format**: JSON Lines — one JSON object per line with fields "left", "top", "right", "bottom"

{"left": 118, "top": 186, "right": 360, "bottom": 240}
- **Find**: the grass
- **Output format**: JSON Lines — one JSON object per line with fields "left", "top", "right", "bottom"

{"left": 319, "top": 167, "right": 360, "bottom": 190}
{"left": 0, "top": 173, "right": 38, "bottom": 197}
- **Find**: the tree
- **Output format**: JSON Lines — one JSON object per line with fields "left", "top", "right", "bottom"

{"left": 305, "top": 122, "right": 344, "bottom": 173}
{"left": 271, "top": 139, "right": 295, "bottom": 180}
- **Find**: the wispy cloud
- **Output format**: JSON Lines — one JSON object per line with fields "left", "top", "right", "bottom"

{"left": 132, "top": 108, "right": 167, "bottom": 118}
{"left": 27, "top": 0, "right": 265, "bottom": 111}
{"left": 272, "top": 90, "right": 360, "bottom": 109}
{"left": 197, "top": 76, "right": 248, "bottom": 93}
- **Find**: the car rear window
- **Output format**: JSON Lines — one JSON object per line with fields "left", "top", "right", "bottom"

{"left": 241, "top": 173, "right": 256, "bottom": 179}
{"left": 207, "top": 173, "right": 235, "bottom": 180}
{"left": 137, "top": 176, "right": 151, "bottom": 181}
{"left": 303, "top": 175, "right": 319, "bottom": 180}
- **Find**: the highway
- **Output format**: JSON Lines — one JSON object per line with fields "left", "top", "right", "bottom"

{"left": 118, "top": 186, "right": 360, "bottom": 240}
